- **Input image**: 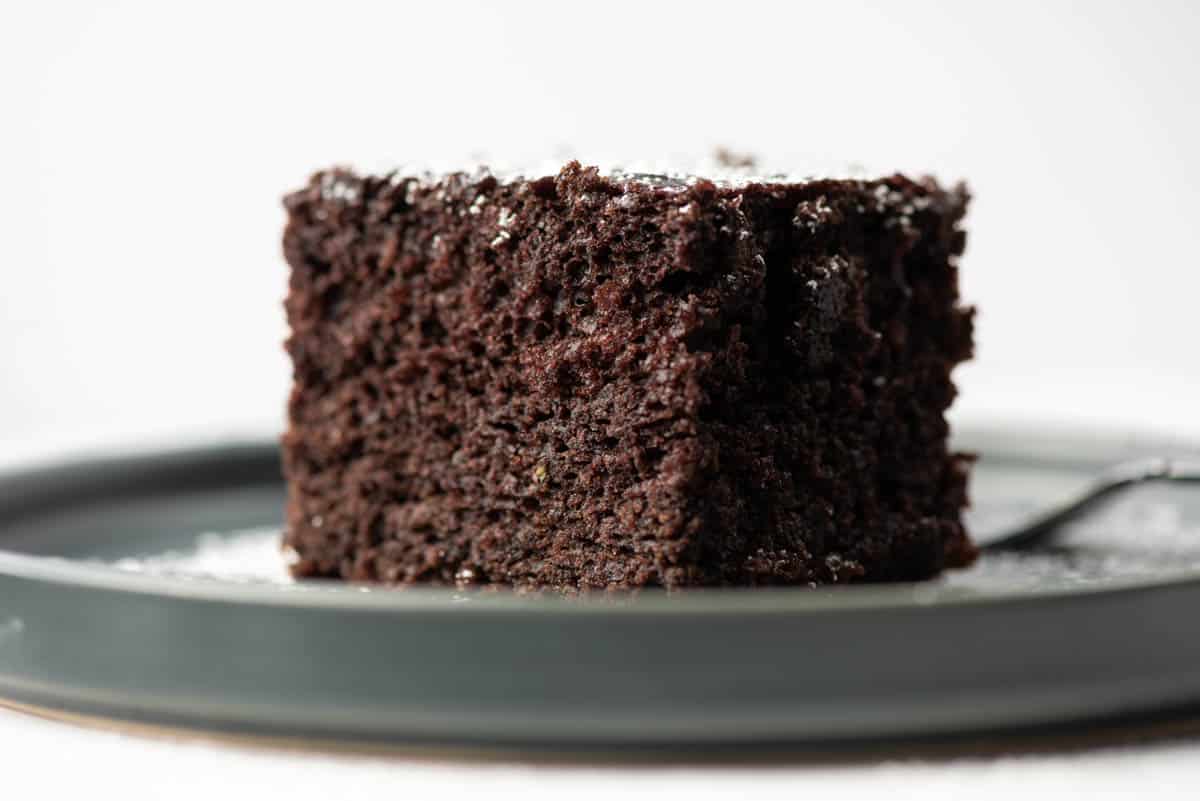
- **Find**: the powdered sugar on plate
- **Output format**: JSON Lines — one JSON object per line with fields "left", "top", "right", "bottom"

{"left": 107, "top": 527, "right": 294, "bottom": 584}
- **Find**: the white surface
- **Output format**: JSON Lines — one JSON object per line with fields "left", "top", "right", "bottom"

{"left": 3, "top": 0, "right": 1200, "bottom": 795}
{"left": 3, "top": 706, "right": 1200, "bottom": 800}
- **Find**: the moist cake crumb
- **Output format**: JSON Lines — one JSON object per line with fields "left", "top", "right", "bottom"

{"left": 281, "top": 160, "right": 976, "bottom": 590}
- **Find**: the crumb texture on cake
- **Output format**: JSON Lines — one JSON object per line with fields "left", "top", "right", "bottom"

{"left": 281, "top": 160, "right": 975, "bottom": 589}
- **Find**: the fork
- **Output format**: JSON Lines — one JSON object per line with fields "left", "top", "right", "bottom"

{"left": 983, "top": 458, "right": 1200, "bottom": 551}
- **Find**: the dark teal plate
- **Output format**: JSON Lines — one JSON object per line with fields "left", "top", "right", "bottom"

{"left": 1, "top": 425, "right": 1199, "bottom": 749}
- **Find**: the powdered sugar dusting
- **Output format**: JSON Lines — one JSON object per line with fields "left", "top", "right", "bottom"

{"left": 326, "top": 154, "right": 882, "bottom": 202}
{"left": 108, "top": 528, "right": 294, "bottom": 584}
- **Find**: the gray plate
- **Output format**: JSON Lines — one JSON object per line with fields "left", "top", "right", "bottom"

{"left": 1, "top": 424, "right": 1200, "bottom": 750}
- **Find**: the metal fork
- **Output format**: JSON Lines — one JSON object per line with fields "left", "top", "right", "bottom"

{"left": 983, "top": 458, "right": 1200, "bottom": 551}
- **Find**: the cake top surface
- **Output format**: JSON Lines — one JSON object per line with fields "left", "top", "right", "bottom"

{"left": 318, "top": 152, "right": 913, "bottom": 201}
{"left": 299, "top": 157, "right": 964, "bottom": 251}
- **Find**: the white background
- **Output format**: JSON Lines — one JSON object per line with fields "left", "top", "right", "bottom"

{"left": 2, "top": 0, "right": 1199, "bottom": 454}
{"left": 2, "top": 1, "right": 1200, "bottom": 797}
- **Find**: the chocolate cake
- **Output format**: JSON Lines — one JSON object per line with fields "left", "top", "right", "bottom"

{"left": 281, "top": 160, "right": 976, "bottom": 590}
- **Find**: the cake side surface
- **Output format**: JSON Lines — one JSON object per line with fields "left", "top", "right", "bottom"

{"left": 281, "top": 161, "right": 974, "bottom": 589}
{"left": 670, "top": 174, "right": 975, "bottom": 584}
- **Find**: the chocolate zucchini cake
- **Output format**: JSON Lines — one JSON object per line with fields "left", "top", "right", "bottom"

{"left": 281, "top": 161, "right": 976, "bottom": 589}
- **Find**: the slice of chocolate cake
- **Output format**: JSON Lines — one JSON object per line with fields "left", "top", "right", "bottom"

{"left": 281, "top": 161, "right": 976, "bottom": 590}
